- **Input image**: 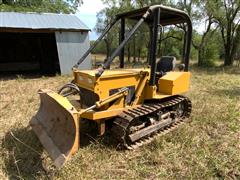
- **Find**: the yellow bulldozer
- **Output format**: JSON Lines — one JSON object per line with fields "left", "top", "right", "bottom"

{"left": 30, "top": 5, "right": 193, "bottom": 167}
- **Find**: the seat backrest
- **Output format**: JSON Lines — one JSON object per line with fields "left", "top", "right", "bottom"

{"left": 156, "top": 56, "right": 176, "bottom": 72}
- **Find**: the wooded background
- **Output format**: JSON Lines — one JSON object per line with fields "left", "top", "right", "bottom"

{"left": 93, "top": 0, "right": 240, "bottom": 67}
{"left": 1, "top": 0, "right": 239, "bottom": 67}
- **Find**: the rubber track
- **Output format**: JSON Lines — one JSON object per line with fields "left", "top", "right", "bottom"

{"left": 112, "top": 95, "right": 192, "bottom": 150}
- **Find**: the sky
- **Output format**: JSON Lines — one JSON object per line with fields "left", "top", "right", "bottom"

{"left": 76, "top": 0, "right": 107, "bottom": 40}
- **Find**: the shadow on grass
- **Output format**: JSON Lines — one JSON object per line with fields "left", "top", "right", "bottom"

{"left": 2, "top": 126, "right": 48, "bottom": 179}
{"left": 191, "top": 64, "right": 240, "bottom": 75}
{"left": 79, "top": 120, "right": 119, "bottom": 149}
{"left": 0, "top": 71, "right": 59, "bottom": 81}
{"left": 1, "top": 121, "right": 120, "bottom": 179}
{"left": 215, "top": 87, "right": 240, "bottom": 98}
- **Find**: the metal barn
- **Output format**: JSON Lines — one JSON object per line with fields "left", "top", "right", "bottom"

{"left": 0, "top": 12, "right": 91, "bottom": 75}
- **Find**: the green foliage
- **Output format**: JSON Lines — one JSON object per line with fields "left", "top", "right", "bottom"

{"left": 94, "top": 0, "right": 185, "bottom": 62}
{"left": 91, "top": 40, "right": 108, "bottom": 54}
{"left": 0, "top": 0, "right": 82, "bottom": 13}
{"left": 160, "top": 28, "right": 184, "bottom": 59}
{"left": 94, "top": 0, "right": 239, "bottom": 67}
{"left": 94, "top": 0, "right": 136, "bottom": 59}
{"left": 209, "top": 0, "right": 240, "bottom": 65}
{"left": 205, "top": 31, "right": 222, "bottom": 61}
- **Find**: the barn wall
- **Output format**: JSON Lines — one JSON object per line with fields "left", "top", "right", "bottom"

{"left": 55, "top": 31, "right": 91, "bottom": 74}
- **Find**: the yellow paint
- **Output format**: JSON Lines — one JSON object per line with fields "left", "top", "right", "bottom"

{"left": 152, "top": 93, "right": 171, "bottom": 99}
{"left": 95, "top": 89, "right": 128, "bottom": 108}
{"left": 74, "top": 68, "right": 151, "bottom": 100}
{"left": 144, "top": 85, "right": 157, "bottom": 99}
{"left": 33, "top": 89, "right": 79, "bottom": 167}
{"left": 158, "top": 72, "right": 190, "bottom": 95}
{"left": 39, "top": 89, "right": 78, "bottom": 113}
{"left": 81, "top": 108, "right": 125, "bottom": 119}
{"left": 33, "top": 69, "right": 191, "bottom": 166}
{"left": 40, "top": 70, "right": 190, "bottom": 122}
{"left": 131, "top": 71, "right": 149, "bottom": 105}
{"left": 107, "top": 97, "right": 125, "bottom": 110}
{"left": 73, "top": 69, "right": 191, "bottom": 120}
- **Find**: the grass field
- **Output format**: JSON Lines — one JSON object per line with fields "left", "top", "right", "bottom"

{"left": 0, "top": 66, "right": 240, "bottom": 179}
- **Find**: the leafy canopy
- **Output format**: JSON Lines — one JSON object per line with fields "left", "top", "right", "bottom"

{"left": 0, "top": 0, "right": 83, "bottom": 13}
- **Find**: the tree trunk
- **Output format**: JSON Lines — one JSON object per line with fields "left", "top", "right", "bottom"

{"left": 138, "top": 48, "right": 141, "bottom": 62}
{"left": 223, "top": 22, "right": 234, "bottom": 66}
{"left": 133, "top": 36, "right": 136, "bottom": 63}
{"left": 196, "top": 17, "right": 214, "bottom": 66}
{"left": 104, "top": 39, "right": 111, "bottom": 59}
{"left": 127, "top": 45, "right": 131, "bottom": 63}
{"left": 104, "top": 39, "right": 111, "bottom": 69}
{"left": 224, "top": 48, "right": 234, "bottom": 66}
{"left": 197, "top": 46, "right": 204, "bottom": 66}
{"left": 198, "top": 51, "right": 202, "bottom": 66}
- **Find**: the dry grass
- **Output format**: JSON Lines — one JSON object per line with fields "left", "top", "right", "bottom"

{"left": 0, "top": 66, "right": 240, "bottom": 179}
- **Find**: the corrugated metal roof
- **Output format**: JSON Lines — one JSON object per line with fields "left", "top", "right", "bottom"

{"left": 0, "top": 12, "right": 90, "bottom": 31}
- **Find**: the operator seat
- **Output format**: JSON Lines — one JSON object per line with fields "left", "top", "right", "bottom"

{"left": 156, "top": 56, "right": 176, "bottom": 73}
{"left": 155, "top": 56, "right": 177, "bottom": 87}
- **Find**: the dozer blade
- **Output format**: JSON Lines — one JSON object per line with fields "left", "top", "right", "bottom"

{"left": 30, "top": 89, "right": 79, "bottom": 168}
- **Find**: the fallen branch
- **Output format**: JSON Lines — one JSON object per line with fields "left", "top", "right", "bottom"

{"left": 12, "top": 148, "right": 21, "bottom": 178}
{"left": 10, "top": 131, "right": 42, "bottom": 156}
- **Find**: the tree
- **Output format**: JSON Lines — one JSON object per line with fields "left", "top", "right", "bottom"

{"left": 95, "top": 0, "right": 239, "bottom": 67}
{"left": 159, "top": 28, "right": 184, "bottom": 59}
{"left": 0, "top": 0, "right": 82, "bottom": 13}
{"left": 175, "top": 0, "right": 219, "bottom": 66}
{"left": 211, "top": 0, "right": 240, "bottom": 65}
{"left": 95, "top": 0, "right": 134, "bottom": 62}
{"left": 95, "top": 7, "right": 120, "bottom": 61}
{"left": 95, "top": 0, "right": 170, "bottom": 64}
